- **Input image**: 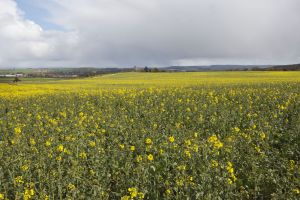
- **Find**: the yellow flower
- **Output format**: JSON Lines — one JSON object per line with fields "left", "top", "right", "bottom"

{"left": 119, "top": 144, "right": 125, "bottom": 149}
{"left": 65, "top": 135, "right": 72, "bottom": 141}
{"left": 56, "top": 156, "right": 62, "bottom": 161}
{"left": 90, "top": 169, "right": 95, "bottom": 175}
{"left": 63, "top": 148, "right": 71, "bottom": 155}
{"left": 136, "top": 155, "right": 143, "bottom": 162}
{"left": 168, "top": 136, "right": 175, "bottom": 143}
{"left": 165, "top": 189, "right": 171, "bottom": 195}
{"left": 207, "top": 135, "right": 223, "bottom": 149}
{"left": 226, "top": 162, "right": 237, "bottom": 182}
{"left": 57, "top": 145, "right": 64, "bottom": 152}
{"left": 211, "top": 160, "right": 219, "bottom": 167}
{"left": 194, "top": 132, "right": 198, "bottom": 138}
{"left": 177, "top": 165, "right": 186, "bottom": 171}
{"left": 227, "top": 178, "right": 233, "bottom": 185}
{"left": 233, "top": 127, "right": 240, "bottom": 132}
{"left": 176, "top": 179, "right": 184, "bottom": 186}
{"left": 79, "top": 152, "right": 87, "bottom": 160}
{"left": 289, "top": 160, "right": 296, "bottom": 170}
{"left": 14, "top": 176, "right": 24, "bottom": 184}
{"left": 147, "top": 154, "right": 154, "bottom": 161}
{"left": 214, "top": 141, "right": 223, "bottom": 149}
{"left": 185, "top": 140, "right": 191, "bottom": 146}
{"left": 145, "top": 138, "right": 152, "bottom": 145}
{"left": 45, "top": 141, "right": 51, "bottom": 147}
{"left": 89, "top": 141, "right": 96, "bottom": 147}
{"left": 29, "top": 189, "right": 34, "bottom": 196}
{"left": 0, "top": 193, "right": 4, "bottom": 200}
{"left": 208, "top": 135, "right": 218, "bottom": 143}
{"left": 184, "top": 150, "right": 191, "bottom": 158}
{"left": 255, "top": 145, "right": 261, "bottom": 153}
{"left": 21, "top": 165, "right": 29, "bottom": 171}
{"left": 14, "top": 127, "right": 21, "bottom": 135}
{"left": 260, "top": 132, "right": 266, "bottom": 140}
{"left": 128, "top": 187, "right": 138, "bottom": 198}
{"left": 68, "top": 183, "right": 76, "bottom": 191}
{"left": 24, "top": 188, "right": 35, "bottom": 200}
{"left": 59, "top": 111, "right": 67, "bottom": 118}
{"left": 228, "top": 167, "right": 234, "bottom": 173}
{"left": 159, "top": 149, "right": 164, "bottom": 155}
{"left": 138, "top": 192, "right": 145, "bottom": 199}
{"left": 29, "top": 138, "right": 36, "bottom": 146}
{"left": 193, "top": 144, "right": 199, "bottom": 152}
{"left": 121, "top": 195, "right": 130, "bottom": 200}
{"left": 292, "top": 189, "right": 300, "bottom": 194}
{"left": 130, "top": 146, "right": 135, "bottom": 151}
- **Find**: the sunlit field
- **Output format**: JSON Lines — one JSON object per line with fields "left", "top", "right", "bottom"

{"left": 0, "top": 72, "right": 299, "bottom": 199}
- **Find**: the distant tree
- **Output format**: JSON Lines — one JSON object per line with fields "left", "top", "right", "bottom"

{"left": 144, "top": 66, "right": 149, "bottom": 72}
{"left": 13, "top": 77, "right": 21, "bottom": 83}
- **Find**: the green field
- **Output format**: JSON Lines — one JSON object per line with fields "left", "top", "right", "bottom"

{"left": 0, "top": 72, "right": 299, "bottom": 199}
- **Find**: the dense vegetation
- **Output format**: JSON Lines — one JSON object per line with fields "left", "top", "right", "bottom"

{"left": 0, "top": 72, "right": 299, "bottom": 199}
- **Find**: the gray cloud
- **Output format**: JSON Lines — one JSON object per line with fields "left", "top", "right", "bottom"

{"left": 0, "top": 0, "right": 300, "bottom": 68}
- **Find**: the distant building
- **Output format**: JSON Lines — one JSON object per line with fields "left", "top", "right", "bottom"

{"left": 0, "top": 74, "right": 24, "bottom": 77}
{"left": 16, "top": 74, "right": 24, "bottom": 77}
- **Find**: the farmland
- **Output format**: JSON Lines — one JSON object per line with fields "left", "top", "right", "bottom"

{"left": 0, "top": 72, "right": 299, "bottom": 199}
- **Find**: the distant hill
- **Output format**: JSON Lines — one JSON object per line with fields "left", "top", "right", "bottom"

{"left": 164, "top": 65, "right": 270, "bottom": 71}
{"left": 163, "top": 64, "right": 300, "bottom": 71}
{"left": 0, "top": 67, "right": 132, "bottom": 78}
{"left": 1, "top": 64, "right": 299, "bottom": 78}
{"left": 266, "top": 64, "right": 300, "bottom": 71}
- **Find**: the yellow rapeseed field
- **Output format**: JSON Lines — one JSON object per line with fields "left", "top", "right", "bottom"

{"left": 0, "top": 72, "right": 299, "bottom": 199}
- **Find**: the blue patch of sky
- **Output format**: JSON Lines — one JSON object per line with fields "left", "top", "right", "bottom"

{"left": 15, "top": 0, "right": 63, "bottom": 31}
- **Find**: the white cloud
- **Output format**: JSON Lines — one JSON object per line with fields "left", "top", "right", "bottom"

{"left": 0, "top": 0, "right": 300, "bottom": 68}
{"left": 0, "top": 0, "right": 78, "bottom": 68}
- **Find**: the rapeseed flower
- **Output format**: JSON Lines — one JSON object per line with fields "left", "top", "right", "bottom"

{"left": 14, "top": 127, "right": 21, "bottom": 135}
{"left": 24, "top": 188, "right": 34, "bottom": 200}
{"left": 57, "top": 145, "right": 64, "bottom": 152}
{"left": 29, "top": 138, "right": 36, "bottom": 146}
{"left": 145, "top": 138, "right": 152, "bottom": 145}
{"left": 168, "top": 136, "right": 175, "bottom": 143}
{"left": 136, "top": 155, "right": 143, "bottom": 162}
{"left": 68, "top": 183, "right": 76, "bottom": 191}
{"left": 79, "top": 152, "right": 87, "bottom": 160}
{"left": 211, "top": 160, "right": 219, "bottom": 167}
{"left": 89, "top": 141, "right": 96, "bottom": 147}
{"left": 21, "top": 165, "right": 29, "bottom": 171}
{"left": 292, "top": 189, "right": 300, "bottom": 194}
{"left": 45, "top": 141, "right": 51, "bottom": 147}
{"left": 147, "top": 154, "right": 154, "bottom": 161}
{"left": 130, "top": 145, "right": 135, "bottom": 151}
{"left": 14, "top": 176, "right": 24, "bottom": 184}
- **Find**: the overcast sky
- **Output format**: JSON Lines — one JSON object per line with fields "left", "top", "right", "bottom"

{"left": 0, "top": 0, "right": 300, "bottom": 68}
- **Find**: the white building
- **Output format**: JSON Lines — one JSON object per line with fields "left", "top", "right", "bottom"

{"left": 0, "top": 74, "right": 24, "bottom": 77}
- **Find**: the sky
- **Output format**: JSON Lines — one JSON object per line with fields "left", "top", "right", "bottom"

{"left": 0, "top": 0, "right": 300, "bottom": 68}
